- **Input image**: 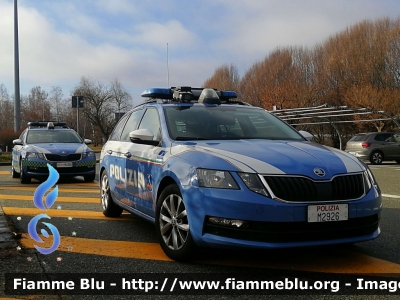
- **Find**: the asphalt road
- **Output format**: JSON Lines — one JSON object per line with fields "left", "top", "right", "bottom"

{"left": 0, "top": 162, "right": 400, "bottom": 299}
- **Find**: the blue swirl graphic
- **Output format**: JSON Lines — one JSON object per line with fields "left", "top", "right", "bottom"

{"left": 28, "top": 214, "right": 61, "bottom": 255}
{"left": 33, "top": 164, "right": 59, "bottom": 210}
{"left": 28, "top": 164, "right": 61, "bottom": 255}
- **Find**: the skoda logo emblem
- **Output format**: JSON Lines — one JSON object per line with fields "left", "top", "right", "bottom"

{"left": 313, "top": 167, "right": 326, "bottom": 177}
{"left": 61, "top": 151, "right": 66, "bottom": 154}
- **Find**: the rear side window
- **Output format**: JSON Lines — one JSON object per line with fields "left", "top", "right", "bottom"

{"left": 351, "top": 134, "right": 368, "bottom": 142}
{"left": 109, "top": 112, "right": 130, "bottom": 141}
{"left": 374, "top": 133, "right": 392, "bottom": 142}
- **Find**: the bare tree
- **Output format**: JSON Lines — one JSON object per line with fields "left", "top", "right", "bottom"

{"left": 49, "top": 86, "right": 63, "bottom": 121}
{"left": 110, "top": 78, "right": 132, "bottom": 115}
{"left": 21, "top": 86, "right": 50, "bottom": 124}
{"left": 73, "top": 77, "right": 131, "bottom": 140}
{"left": 0, "top": 84, "right": 13, "bottom": 130}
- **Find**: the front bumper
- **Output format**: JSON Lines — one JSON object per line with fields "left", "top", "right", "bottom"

{"left": 182, "top": 184, "right": 382, "bottom": 249}
{"left": 23, "top": 158, "right": 96, "bottom": 177}
{"left": 345, "top": 150, "right": 368, "bottom": 160}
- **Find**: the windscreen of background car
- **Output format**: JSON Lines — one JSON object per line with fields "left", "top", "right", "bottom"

{"left": 164, "top": 105, "right": 305, "bottom": 141}
{"left": 26, "top": 130, "right": 83, "bottom": 143}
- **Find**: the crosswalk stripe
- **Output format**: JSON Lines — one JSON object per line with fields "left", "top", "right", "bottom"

{"left": 0, "top": 186, "right": 99, "bottom": 193}
{"left": 0, "top": 194, "right": 98, "bottom": 203}
{"left": 20, "top": 233, "right": 171, "bottom": 261}
{"left": 18, "top": 233, "right": 400, "bottom": 274}
{"left": 2, "top": 207, "right": 137, "bottom": 221}
{"left": 65, "top": 182, "right": 98, "bottom": 187}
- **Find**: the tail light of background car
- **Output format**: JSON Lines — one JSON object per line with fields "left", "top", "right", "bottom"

{"left": 362, "top": 142, "right": 371, "bottom": 148}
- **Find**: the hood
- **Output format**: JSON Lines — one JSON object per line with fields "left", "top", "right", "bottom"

{"left": 171, "top": 140, "right": 365, "bottom": 179}
{"left": 27, "top": 143, "right": 89, "bottom": 155}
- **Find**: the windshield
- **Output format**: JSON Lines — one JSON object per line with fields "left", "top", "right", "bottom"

{"left": 26, "top": 130, "right": 83, "bottom": 144}
{"left": 164, "top": 105, "right": 305, "bottom": 141}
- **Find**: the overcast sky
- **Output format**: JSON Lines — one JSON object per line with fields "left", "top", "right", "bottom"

{"left": 1, "top": 0, "right": 400, "bottom": 106}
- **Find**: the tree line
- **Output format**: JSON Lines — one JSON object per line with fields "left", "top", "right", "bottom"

{"left": 203, "top": 17, "right": 400, "bottom": 144}
{"left": 0, "top": 77, "right": 132, "bottom": 150}
{"left": 1, "top": 16, "right": 400, "bottom": 150}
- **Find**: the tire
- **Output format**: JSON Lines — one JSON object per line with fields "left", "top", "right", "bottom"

{"left": 84, "top": 173, "right": 96, "bottom": 182}
{"left": 20, "top": 160, "right": 31, "bottom": 184}
{"left": 155, "top": 184, "right": 196, "bottom": 261}
{"left": 11, "top": 164, "right": 19, "bottom": 178}
{"left": 370, "top": 151, "right": 383, "bottom": 165}
{"left": 100, "top": 170, "right": 123, "bottom": 217}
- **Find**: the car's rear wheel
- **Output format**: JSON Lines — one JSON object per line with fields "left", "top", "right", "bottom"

{"left": 100, "top": 170, "right": 123, "bottom": 217}
{"left": 11, "top": 163, "right": 19, "bottom": 178}
{"left": 20, "top": 160, "right": 31, "bottom": 184}
{"left": 370, "top": 151, "right": 383, "bottom": 165}
{"left": 155, "top": 184, "right": 196, "bottom": 261}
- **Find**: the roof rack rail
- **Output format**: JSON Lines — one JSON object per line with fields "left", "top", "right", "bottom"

{"left": 141, "top": 86, "right": 244, "bottom": 105}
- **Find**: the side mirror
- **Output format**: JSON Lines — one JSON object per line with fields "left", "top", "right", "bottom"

{"left": 299, "top": 130, "right": 314, "bottom": 141}
{"left": 13, "top": 139, "right": 23, "bottom": 146}
{"left": 129, "top": 129, "right": 159, "bottom": 146}
{"left": 84, "top": 139, "right": 92, "bottom": 145}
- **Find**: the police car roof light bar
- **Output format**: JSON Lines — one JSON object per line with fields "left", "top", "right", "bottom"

{"left": 141, "top": 87, "right": 238, "bottom": 103}
{"left": 28, "top": 121, "right": 68, "bottom": 128}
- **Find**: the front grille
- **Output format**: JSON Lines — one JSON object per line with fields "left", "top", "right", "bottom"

{"left": 45, "top": 153, "right": 82, "bottom": 161}
{"left": 204, "top": 214, "right": 379, "bottom": 243}
{"left": 263, "top": 174, "right": 364, "bottom": 202}
{"left": 28, "top": 166, "right": 94, "bottom": 174}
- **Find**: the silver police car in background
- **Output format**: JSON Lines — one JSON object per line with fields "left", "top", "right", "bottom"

{"left": 345, "top": 132, "right": 400, "bottom": 164}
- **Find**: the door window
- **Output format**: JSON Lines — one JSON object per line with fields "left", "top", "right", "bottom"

{"left": 138, "top": 108, "right": 161, "bottom": 141}
{"left": 120, "top": 109, "right": 145, "bottom": 141}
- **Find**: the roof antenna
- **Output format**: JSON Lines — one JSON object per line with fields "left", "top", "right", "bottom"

{"left": 167, "top": 43, "right": 170, "bottom": 87}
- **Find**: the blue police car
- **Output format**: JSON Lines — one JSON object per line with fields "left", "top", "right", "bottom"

{"left": 12, "top": 122, "right": 96, "bottom": 183}
{"left": 99, "top": 87, "right": 381, "bottom": 261}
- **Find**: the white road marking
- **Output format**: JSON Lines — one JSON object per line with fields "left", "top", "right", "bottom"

{"left": 382, "top": 194, "right": 400, "bottom": 199}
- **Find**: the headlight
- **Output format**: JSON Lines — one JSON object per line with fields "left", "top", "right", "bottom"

{"left": 238, "top": 173, "right": 270, "bottom": 197}
{"left": 82, "top": 151, "right": 95, "bottom": 159}
{"left": 363, "top": 168, "right": 376, "bottom": 191}
{"left": 26, "top": 152, "right": 46, "bottom": 159}
{"left": 197, "top": 169, "right": 239, "bottom": 189}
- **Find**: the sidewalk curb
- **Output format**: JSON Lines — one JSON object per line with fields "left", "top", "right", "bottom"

{"left": 0, "top": 205, "right": 18, "bottom": 254}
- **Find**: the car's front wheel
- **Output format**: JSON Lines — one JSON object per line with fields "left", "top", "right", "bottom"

{"left": 20, "top": 160, "right": 31, "bottom": 184}
{"left": 155, "top": 184, "right": 196, "bottom": 261}
{"left": 370, "top": 151, "right": 384, "bottom": 165}
{"left": 100, "top": 170, "right": 123, "bottom": 217}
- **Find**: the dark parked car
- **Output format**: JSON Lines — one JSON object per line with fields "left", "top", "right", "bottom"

{"left": 12, "top": 121, "right": 96, "bottom": 183}
{"left": 345, "top": 132, "right": 400, "bottom": 164}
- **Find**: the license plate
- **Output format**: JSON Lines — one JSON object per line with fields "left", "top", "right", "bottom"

{"left": 307, "top": 204, "right": 348, "bottom": 222}
{"left": 56, "top": 162, "right": 73, "bottom": 168}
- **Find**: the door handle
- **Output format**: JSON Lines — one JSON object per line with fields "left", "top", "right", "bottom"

{"left": 124, "top": 152, "right": 132, "bottom": 158}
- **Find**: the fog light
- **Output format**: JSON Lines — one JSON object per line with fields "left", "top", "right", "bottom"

{"left": 208, "top": 217, "right": 246, "bottom": 228}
